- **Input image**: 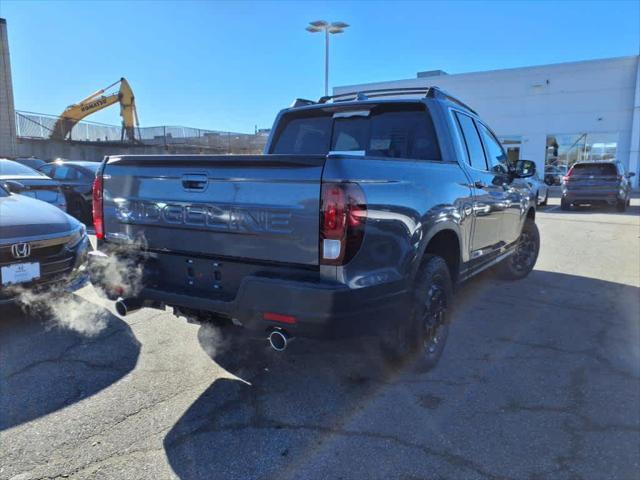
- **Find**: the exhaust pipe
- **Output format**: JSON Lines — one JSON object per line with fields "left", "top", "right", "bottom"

{"left": 268, "top": 329, "right": 291, "bottom": 352}
{"left": 115, "top": 297, "right": 144, "bottom": 317}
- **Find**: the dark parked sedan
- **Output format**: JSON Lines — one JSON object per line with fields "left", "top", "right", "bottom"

{"left": 38, "top": 160, "right": 100, "bottom": 223}
{"left": 0, "top": 184, "right": 89, "bottom": 304}
{"left": 13, "top": 157, "right": 46, "bottom": 170}
{"left": 0, "top": 159, "right": 67, "bottom": 211}
{"left": 561, "top": 161, "right": 635, "bottom": 211}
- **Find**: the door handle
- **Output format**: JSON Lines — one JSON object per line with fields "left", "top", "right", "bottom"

{"left": 474, "top": 180, "right": 487, "bottom": 189}
{"left": 182, "top": 174, "right": 208, "bottom": 192}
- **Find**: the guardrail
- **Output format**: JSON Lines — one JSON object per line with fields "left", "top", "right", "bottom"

{"left": 15, "top": 111, "right": 268, "bottom": 153}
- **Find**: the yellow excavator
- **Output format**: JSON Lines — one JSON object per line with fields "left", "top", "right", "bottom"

{"left": 50, "top": 77, "right": 140, "bottom": 143}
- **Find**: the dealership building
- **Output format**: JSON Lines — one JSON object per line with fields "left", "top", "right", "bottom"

{"left": 335, "top": 55, "right": 640, "bottom": 187}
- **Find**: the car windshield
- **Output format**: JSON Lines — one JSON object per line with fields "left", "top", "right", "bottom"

{"left": 0, "top": 159, "right": 44, "bottom": 176}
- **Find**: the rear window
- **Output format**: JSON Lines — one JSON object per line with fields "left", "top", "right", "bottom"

{"left": 572, "top": 163, "right": 617, "bottom": 176}
{"left": 271, "top": 115, "right": 332, "bottom": 155}
{"left": 271, "top": 104, "right": 441, "bottom": 160}
{"left": 0, "top": 159, "right": 44, "bottom": 176}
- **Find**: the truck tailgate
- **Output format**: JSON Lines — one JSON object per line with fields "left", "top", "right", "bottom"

{"left": 101, "top": 155, "right": 325, "bottom": 266}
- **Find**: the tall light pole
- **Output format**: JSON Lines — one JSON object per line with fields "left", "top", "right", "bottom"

{"left": 306, "top": 20, "right": 349, "bottom": 97}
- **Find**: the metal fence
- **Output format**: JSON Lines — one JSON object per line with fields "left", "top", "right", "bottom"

{"left": 15, "top": 111, "right": 268, "bottom": 153}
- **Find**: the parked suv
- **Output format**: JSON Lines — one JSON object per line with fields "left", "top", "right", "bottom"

{"left": 561, "top": 161, "right": 634, "bottom": 211}
{"left": 89, "top": 87, "right": 539, "bottom": 370}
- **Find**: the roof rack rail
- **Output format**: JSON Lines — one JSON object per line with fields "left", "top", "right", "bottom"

{"left": 290, "top": 98, "right": 317, "bottom": 108}
{"left": 316, "top": 86, "right": 478, "bottom": 115}
{"left": 426, "top": 87, "right": 478, "bottom": 115}
{"left": 318, "top": 87, "right": 431, "bottom": 103}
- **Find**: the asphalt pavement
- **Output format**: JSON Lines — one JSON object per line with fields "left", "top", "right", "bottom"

{"left": 1, "top": 197, "right": 639, "bottom": 480}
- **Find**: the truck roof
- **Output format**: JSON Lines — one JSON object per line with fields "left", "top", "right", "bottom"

{"left": 286, "top": 86, "right": 477, "bottom": 116}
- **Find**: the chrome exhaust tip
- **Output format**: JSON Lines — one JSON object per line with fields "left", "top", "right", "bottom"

{"left": 115, "top": 298, "right": 143, "bottom": 317}
{"left": 268, "top": 329, "right": 290, "bottom": 352}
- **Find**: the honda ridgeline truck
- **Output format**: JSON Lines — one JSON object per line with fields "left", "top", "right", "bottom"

{"left": 89, "top": 87, "right": 539, "bottom": 370}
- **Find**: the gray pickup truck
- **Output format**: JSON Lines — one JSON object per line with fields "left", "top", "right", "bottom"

{"left": 90, "top": 87, "right": 539, "bottom": 370}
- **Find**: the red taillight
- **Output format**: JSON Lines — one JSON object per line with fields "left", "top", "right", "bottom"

{"left": 320, "top": 183, "right": 366, "bottom": 265}
{"left": 92, "top": 175, "right": 104, "bottom": 240}
{"left": 562, "top": 166, "right": 574, "bottom": 184}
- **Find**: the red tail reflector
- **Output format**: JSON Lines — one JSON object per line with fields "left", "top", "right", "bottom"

{"left": 263, "top": 312, "right": 297, "bottom": 324}
{"left": 92, "top": 175, "right": 104, "bottom": 240}
{"left": 320, "top": 183, "right": 366, "bottom": 265}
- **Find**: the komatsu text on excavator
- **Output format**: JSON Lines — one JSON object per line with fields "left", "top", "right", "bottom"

{"left": 51, "top": 78, "right": 139, "bottom": 143}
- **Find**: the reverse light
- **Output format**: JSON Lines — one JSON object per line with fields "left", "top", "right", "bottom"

{"left": 92, "top": 175, "right": 104, "bottom": 240}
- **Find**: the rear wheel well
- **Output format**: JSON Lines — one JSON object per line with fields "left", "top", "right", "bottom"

{"left": 424, "top": 230, "right": 460, "bottom": 283}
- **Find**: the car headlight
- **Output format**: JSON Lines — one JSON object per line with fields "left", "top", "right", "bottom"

{"left": 66, "top": 224, "right": 87, "bottom": 249}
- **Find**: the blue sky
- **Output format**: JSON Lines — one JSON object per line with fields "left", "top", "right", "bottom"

{"left": 2, "top": 0, "right": 639, "bottom": 132}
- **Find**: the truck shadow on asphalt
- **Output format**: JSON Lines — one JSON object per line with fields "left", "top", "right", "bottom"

{"left": 0, "top": 298, "right": 140, "bottom": 430}
{"left": 163, "top": 270, "right": 640, "bottom": 480}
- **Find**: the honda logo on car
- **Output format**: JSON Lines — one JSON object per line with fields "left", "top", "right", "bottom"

{"left": 11, "top": 242, "right": 31, "bottom": 259}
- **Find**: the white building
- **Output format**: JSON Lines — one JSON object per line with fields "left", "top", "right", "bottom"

{"left": 335, "top": 56, "right": 640, "bottom": 187}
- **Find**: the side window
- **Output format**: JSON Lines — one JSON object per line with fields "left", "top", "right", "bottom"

{"left": 477, "top": 123, "right": 509, "bottom": 174}
{"left": 53, "top": 166, "right": 78, "bottom": 180}
{"left": 455, "top": 112, "right": 487, "bottom": 171}
{"left": 39, "top": 164, "right": 54, "bottom": 177}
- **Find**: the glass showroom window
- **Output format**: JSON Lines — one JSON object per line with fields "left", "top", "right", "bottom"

{"left": 545, "top": 133, "right": 618, "bottom": 170}
{"left": 499, "top": 136, "right": 522, "bottom": 163}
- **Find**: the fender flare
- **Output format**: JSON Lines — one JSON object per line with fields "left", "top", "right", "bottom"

{"left": 410, "top": 220, "right": 462, "bottom": 281}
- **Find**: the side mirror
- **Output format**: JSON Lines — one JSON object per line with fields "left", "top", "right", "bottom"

{"left": 515, "top": 160, "right": 536, "bottom": 178}
{"left": 3, "top": 180, "right": 26, "bottom": 193}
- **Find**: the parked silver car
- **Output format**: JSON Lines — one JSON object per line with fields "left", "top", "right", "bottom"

{"left": 0, "top": 159, "right": 67, "bottom": 211}
{"left": 526, "top": 171, "right": 549, "bottom": 206}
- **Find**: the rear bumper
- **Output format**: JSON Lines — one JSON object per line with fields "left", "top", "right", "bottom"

{"left": 144, "top": 277, "right": 408, "bottom": 338}
{"left": 563, "top": 189, "right": 624, "bottom": 204}
{"left": 89, "top": 250, "right": 408, "bottom": 339}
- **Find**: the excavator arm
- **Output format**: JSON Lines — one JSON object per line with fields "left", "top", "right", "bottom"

{"left": 50, "top": 78, "right": 139, "bottom": 142}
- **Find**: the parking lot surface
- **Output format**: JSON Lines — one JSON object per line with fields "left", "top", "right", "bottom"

{"left": 1, "top": 199, "right": 639, "bottom": 480}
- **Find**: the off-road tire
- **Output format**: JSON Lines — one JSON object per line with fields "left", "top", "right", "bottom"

{"left": 380, "top": 255, "right": 453, "bottom": 372}
{"left": 496, "top": 219, "right": 540, "bottom": 281}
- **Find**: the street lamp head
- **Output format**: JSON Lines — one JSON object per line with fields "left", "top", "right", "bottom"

{"left": 309, "top": 20, "right": 329, "bottom": 28}
{"left": 306, "top": 20, "right": 349, "bottom": 34}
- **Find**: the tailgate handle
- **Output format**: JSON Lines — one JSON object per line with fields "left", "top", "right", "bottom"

{"left": 182, "top": 174, "right": 208, "bottom": 192}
